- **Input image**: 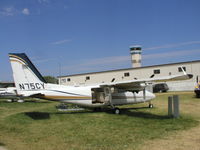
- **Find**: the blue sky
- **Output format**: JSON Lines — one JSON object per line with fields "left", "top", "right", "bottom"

{"left": 1, "top": 0, "right": 200, "bottom": 81}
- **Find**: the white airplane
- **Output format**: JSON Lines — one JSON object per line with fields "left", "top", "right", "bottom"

{"left": 0, "top": 87, "right": 16, "bottom": 95}
{"left": 0, "top": 82, "right": 17, "bottom": 100}
{"left": 0, "top": 86, "right": 23, "bottom": 102}
{"left": 8, "top": 53, "right": 193, "bottom": 114}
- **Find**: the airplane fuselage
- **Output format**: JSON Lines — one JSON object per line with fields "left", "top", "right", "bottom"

{"left": 18, "top": 83, "right": 155, "bottom": 108}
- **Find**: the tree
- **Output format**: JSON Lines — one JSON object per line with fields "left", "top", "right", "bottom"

{"left": 43, "top": 76, "right": 58, "bottom": 84}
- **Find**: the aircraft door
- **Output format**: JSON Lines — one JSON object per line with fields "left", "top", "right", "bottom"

{"left": 92, "top": 88, "right": 105, "bottom": 103}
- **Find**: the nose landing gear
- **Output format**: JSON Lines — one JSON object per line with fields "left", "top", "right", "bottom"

{"left": 148, "top": 102, "right": 154, "bottom": 108}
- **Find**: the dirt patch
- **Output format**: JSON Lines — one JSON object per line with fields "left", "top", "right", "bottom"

{"left": 141, "top": 92, "right": 200, "bottom": 150}
{"left": 141, "top": 124, "right": 200, "bottom": 150}
{"left": 0, "top": 146, "right": 7, "bottom": 150}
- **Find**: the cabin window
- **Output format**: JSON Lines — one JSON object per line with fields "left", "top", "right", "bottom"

{"left": 178, "top": 67, "right": 186, "bottom": 72}
{"left": 124, "top": 72, "right": 130, "bottom": 77}
{"left": 61, "top": 79, "right": 66, "bottom": 83}
{"left": 154, "top": 69, "right": 160, "bottom": 74}
{"left": 86, "top": 76, "right": 90, "bottom": 80}
{"left": 67, "top": 78, "right": 71, "bottom": 82}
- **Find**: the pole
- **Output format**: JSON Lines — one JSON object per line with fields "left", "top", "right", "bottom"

{"left": 168, "top": 96, "right": 173, "bottom": 117}
{"left": 173, "top": 95, "right": 179, "bottom": 118}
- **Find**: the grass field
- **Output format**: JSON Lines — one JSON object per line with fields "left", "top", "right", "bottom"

{"left": 0, "top": 92, "right": 199, "bottom": 150}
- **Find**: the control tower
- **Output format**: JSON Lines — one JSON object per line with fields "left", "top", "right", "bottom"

{"left": 130, "top": 45, "right": 142, "bottom": 68}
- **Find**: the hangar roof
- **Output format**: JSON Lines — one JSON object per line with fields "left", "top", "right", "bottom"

{"left": 58, "top": 60, "right": 200, "bottom": 78}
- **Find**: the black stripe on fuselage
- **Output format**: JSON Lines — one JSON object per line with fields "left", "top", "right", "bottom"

{"left": 22, "top": 89, "right": 89, "bottom": 97}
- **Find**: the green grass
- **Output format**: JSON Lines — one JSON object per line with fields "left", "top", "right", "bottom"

{"left": 0, "top": 92, "right": 199, "bottom": 150}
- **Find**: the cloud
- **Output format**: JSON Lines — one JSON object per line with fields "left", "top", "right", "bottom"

{"left": 61, "top": 55, "right": 130, "bottom": 72}
{"left": 0, "top": 6, "right": 31, "bottom": 16}
{"left": 31, "top": 56, "right": 59, "bottom": 64}
{"left": 0, "top": 6, "right": 16, "bottom": 16}
{"left": 80, "top": 56, "right": 130, "bottom": 66}
{"left": 144, "top": 41, "right": 200, "bottom": 50}
{"left": 51, "top": 39, "right": 72, "bottom": 45}
{"left": 61, "top": 49, "right": 200, "bottom": 73}
{"left": 22, "top": 8, "right": 30, "bottom": 15}
{"left": 143, "top": 49, "right": 200, "bottom": 60}
{"left": 33, "top": 58, "right": 56, "bottom": 64}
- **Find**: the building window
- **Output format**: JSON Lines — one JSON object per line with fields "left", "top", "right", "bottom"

{"left": 178, "top": 67, "right": 186, "bottom": 72}
{"left": 111, "top": 78, "right": 115, "bottom": 82}
{"left": 67, "top": 78, "right": 71, "bottom": 82}
{"left": 130, "top": 47, "right": 141, "bottom": 50}
{"left": 154, "top": 69, "right": 160, "bottom": 74}
{"left": 124, "top": 72, "right": 130, "bottom": 77}
{"left": 61, "top": 79, "right": 66, "bottom": 83}
{"left": 86, "top": 76, "right": 90, "bottom": 80}
{"left": 132, "top": 60, "right": 141, "bottom": 63}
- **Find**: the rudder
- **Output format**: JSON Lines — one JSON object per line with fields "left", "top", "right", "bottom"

{"left": 9, "top": 53, "right": 46, "bottom": 94}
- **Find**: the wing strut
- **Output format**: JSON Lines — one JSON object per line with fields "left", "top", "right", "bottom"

{"left": 143, "top": 88, "right": 146, "bottom": 101}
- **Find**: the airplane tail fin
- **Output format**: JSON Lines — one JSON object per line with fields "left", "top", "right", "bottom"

{"left": 9, "top": 53, "right": 47, "bottom": 95}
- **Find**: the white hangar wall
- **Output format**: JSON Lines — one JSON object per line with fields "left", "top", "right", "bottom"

{"left": 58, "top": 60, "right": 200, "bottom": 91}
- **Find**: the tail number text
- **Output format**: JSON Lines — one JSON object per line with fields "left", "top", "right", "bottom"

{"left": 19, "top": 83, "right": 45, "bottom": 90}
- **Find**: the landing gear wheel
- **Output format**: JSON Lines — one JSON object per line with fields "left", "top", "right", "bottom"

{"left": 149, "top": 104, "right": 154, "bottom": 108}
{"left": 113, "top": 107, "right": 120, "bottom": 114}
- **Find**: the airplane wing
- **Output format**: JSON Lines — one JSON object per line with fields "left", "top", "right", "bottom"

{"left": 99, "top": 73, "right": 193, "bottom": 91}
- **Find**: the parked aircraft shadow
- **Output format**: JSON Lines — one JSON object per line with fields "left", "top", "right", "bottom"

{"left": 0, "top": 142, "right": 5, "bottom": 146}
{"left": 54, "top": 107, "right": 168, "bottom": 120}
{"left": 24, "top": 107, "right": 169, "bottom": 120}
{"left": 25, "top": 112, "right": 50, "bottom": 120}
{"left": 55, "top": 110, "right": 97, "bottom": 115}
{"left": 54, "top": 107, "right": 169, "bottom": 120}
{"left": 104, "top": 107, "right": 170, "bottom": 119}
{"left": 119, "top": 108, "right": 169, "bottom": 119}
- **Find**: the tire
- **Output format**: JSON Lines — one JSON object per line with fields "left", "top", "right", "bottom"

{"left": 149, "top": 104, "right": 153, "bottom": 108}
{"left": 114, "top": 108, "right": 120, "bottom": 114}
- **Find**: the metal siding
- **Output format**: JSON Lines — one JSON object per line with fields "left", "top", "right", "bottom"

{"left": 59, "top": 61, "right": 200, "bottom": 91}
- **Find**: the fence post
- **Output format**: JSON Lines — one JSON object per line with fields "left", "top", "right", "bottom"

{"left": 173, "top": 95, "right": 179, "bottom": 118}
{"left": 168, "top": 96, "right": 173, "bottom": 117}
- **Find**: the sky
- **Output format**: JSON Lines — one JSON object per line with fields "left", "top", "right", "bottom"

{"left": 1, "top": 0, "right": 200, "bottom": 81}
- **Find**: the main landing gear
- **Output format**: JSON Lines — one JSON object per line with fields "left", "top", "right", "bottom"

{"left": 103, "top": 87, "right": 120, "bottom": 115}
{"left": 148, "top": 102, "right": 154, "bottom": 108}
{"left": 113, "top": 107, "right": 120, "bottom": 114}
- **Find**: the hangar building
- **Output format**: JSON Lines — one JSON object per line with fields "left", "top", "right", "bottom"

{"left": 58, "top": 46, "right": 200, "bottom": 91}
